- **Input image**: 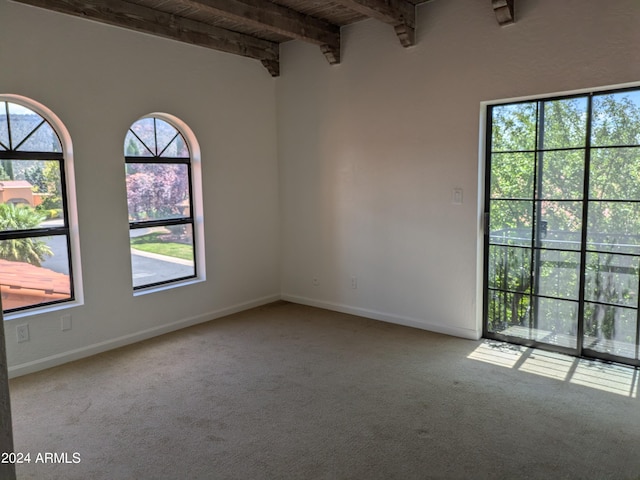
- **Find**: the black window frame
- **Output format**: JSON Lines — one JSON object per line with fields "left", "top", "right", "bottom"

{"left": 0, "top": 101, "right": 75, "bottom": 314}
{"left": 125, "top": 116, "right": 197, "bottom": 290}
{"left": 483, "top": 85, "right": 640, "bottom": 368}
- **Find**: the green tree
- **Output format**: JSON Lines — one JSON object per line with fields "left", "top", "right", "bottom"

{"left": 24, "top": 165, "right": 47, "bottom": 192}
{"left": 0, "top": 204, "right": 52, "bottom": 266}
{"left": 1, "top": 160, "right": 14, "bottom": 180}
{"left": 41, "top": 162, "right": 62, "bottom": 210}
{"left": 126, "top": 137, "right": 141, "bottom": 156}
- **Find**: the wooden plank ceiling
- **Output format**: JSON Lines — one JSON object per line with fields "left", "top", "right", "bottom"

{"left": 12, "top": 0, "right": 516, "bottom": 77}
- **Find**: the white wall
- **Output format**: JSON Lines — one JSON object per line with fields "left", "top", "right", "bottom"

{"left": 277, "top": 0, "right": 640, "bottom": 338}
{"left": 0, "top": 0, "right": 280, "bottom": 375}
{"left": 3, "top": 0, "right": 640, "bottom": 376}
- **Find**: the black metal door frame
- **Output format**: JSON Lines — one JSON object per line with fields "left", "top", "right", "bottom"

{"left": 483, "top": 86, "right": 640, "bottom": 368}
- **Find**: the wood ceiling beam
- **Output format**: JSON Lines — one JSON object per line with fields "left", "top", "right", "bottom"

{"left": 333, "top": 0, "right": 416, "bottom": 47}
{"left": 492, "top": 0, "right": 515, "bottom": 26}
{"left": 175, "top": 0, "right": 341, "bottom": 64}
{"left": 12, "top": 0, "right": 281, "bottom": 75}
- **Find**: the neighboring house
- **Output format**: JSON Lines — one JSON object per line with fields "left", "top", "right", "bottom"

{"left": 0, "top": 259, "right": 70, "bottom": 311}
{"left": 0, "top": 181, "right": 42, "bottom": 208}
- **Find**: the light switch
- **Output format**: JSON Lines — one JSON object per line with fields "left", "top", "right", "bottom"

{"left": 452, "top": 188, "right": 463, "bottom": 205}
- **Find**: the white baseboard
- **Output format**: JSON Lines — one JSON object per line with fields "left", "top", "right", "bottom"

{"left": 8, "top": 294, "right": 281, "bottom": 378}
{"left": 281, "top": 294, "right": 481, "bottom": 340}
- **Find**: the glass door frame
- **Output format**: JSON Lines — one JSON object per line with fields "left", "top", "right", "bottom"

{"left": 482, "top": 86, "right": 640, "bottom": 368}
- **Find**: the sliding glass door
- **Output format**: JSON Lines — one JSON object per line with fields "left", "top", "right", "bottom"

{"left": 484, "top": 87, "right": 640, "bottom": 367}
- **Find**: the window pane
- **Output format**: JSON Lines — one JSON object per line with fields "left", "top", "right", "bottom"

{"left": 534, "top": 297, "right": 578, "bottom": 349}
{"left": 584, "top": 253, "right": 639, "bottom": 308}
{"left": 590, "top": 147, "right": 640, "bottom": 201}
{"left": 8, "top": 103, "right": 43, "bottom": 149}
{"left": 0, "top": 234, "right": 71, "bottom": 311}
{"left": 489, "top": 200, "right": 533, "bottom": 247}
{"left": 592, "top": 91, "right": 640, "bottom": 147}
{"left": 0, "top": 159, "right": 64, "bottom": 227}
{"left": 159, "top": 135, "right": 189, "bottom": 158}
{"left": 155, "top": 119, "right": 179, "bottom": 156}
{"left": 125, "top": 117, "right": 189, "bottom": 158}
{"left": 488, "top": 245, "right": 531, "bottom": 292}
{"left": 536, "top": 250, "right": 581, "bottom": 300}
{"left": 537, "top": 200, "right": 582, "bottom": 251}
{"left": 587, "top": 201, "right": 640, "bottom": 254}
{"left": 541, "top": 97, "right": 588, "bottom": 150}
{"left": 126, "top": 163, "right": 190, "bottom": 222}
{"left": 539, "top": 150, "right": 584, "bottom": 200}
{"left": 124, "top": 130, "right": 153, "bottom": 157}
{"left": 491, "top": 102, "right": 537, "bottom": 152}
{"left": 16, "top": 122, "right": 61, "bottom": 152}
{"left": 490, "top": 152, "right": 534, "bottom": 199}
{"left": 130, "top": 224, "right": 195, "bottom": 288}
{"left": 487, "top": 289, "right": 531, "bottom": 334}
{"left": 129, "top": 117, "right": 156, "bottom": 155}
{"left": 583, "top": 302, "right": 638, "bottom": 359}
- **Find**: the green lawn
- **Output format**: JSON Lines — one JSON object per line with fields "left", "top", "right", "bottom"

{"left": 130, "top": 232, "right": 193, "bottom": 261}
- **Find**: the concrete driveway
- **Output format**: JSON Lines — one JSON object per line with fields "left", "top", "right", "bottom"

{"left": 39, "top": 221, "right": 194, "bottom": 287}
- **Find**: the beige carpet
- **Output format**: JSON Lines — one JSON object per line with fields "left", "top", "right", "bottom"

{"left": 8, "top": 301, "right": 640, "bottom": 479}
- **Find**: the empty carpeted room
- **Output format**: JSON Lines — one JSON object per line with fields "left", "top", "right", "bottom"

{"left": 1, "top": 0, "right": 640, "bottom": 479}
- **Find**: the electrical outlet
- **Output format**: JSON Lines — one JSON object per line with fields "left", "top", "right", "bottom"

{"left": 61, "top": 314, "right": 72, "bottom": 331}
{"left": 16, "top": 324, "right": 29, "bottom": 343}
{"left": 351, "top": 276, "right": 357, "bottom": 289}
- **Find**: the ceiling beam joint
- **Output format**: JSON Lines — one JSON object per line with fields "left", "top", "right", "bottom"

{"left": 333, "top": 0, "right": 416, "bottom": 47}
{"left": 492, "top": 0, "right": 515, "bottom": 26}
{"left": 320, "top": 44, "right": 341, "bottom": 65}
{"left": 261, "top": 59, "right": 279, "bottom": 77}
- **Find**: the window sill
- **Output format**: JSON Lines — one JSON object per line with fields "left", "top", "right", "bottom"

{"left": 133, "top": 277, "right": 204, "bottom": 297}
{"left": 3, "top": 300, "right": 83, "bottom": 321}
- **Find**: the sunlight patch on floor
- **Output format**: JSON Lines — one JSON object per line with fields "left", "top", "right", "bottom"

{"left": 570, "top": 362, "right": 638, "bottom": 397}
{"left": 468, "top": 340, "right": 639, "bottom": 398}
{"left": 518, "top": 349, "right": 573, "bottom": 381}
{"left": 466, "top": 341, "right": 524, "bottom": 368}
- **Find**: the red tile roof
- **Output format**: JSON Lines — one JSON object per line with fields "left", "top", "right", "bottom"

{"left": 0, "top": 259, "right": 70, "bottom": 294}
{"left": 0, "top": 180, "right": 33, "bottom": 189}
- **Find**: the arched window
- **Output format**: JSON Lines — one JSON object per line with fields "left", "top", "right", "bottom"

{"left": 124, "top": 115, "right": 200, "bottom": 289}
{"left": 0, "top": 97, "right": 78, "bottom": 313}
